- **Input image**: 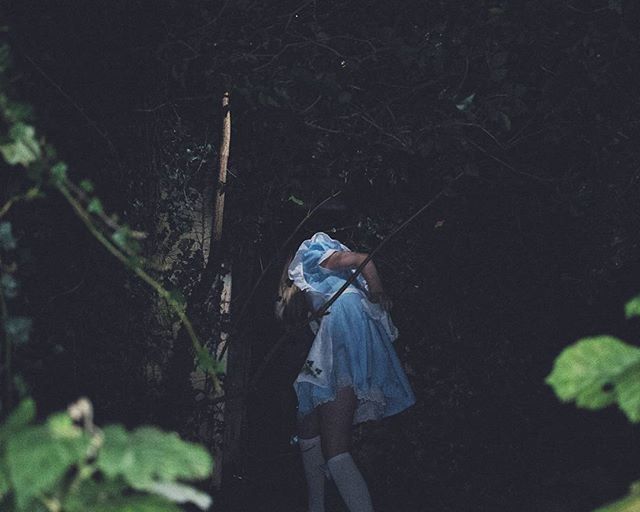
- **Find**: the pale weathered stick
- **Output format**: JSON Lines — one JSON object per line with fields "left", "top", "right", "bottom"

{"left": 213, "top": 92, "right": 231, "bottom": 242}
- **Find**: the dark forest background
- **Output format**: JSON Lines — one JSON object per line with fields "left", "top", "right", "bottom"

{"left": 2, "top": 0, "right": 640, "bottom": 511}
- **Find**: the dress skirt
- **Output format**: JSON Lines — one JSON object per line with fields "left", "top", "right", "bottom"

{"left": 294, "top": 293, "right": 416, "bottom": 425}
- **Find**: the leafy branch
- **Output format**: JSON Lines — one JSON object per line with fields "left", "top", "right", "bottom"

{"left": 0, "top": 41, "right": 222, "bottom": 395}
{"left": 546, "top": 294, "right": 640, "bottom": 511}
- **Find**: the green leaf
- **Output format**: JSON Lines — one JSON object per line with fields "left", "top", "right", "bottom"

{"left": 111, "top": 227, "right": 129, "bottom": 249}
{"left": 0, "top": 398, "right": 35, "bottom": 443}
{"left": 96, "top": 425, "right": 134, "bottom": 479}
{"left": 97, "top": 424, "right": 213, "bottom": 489}
{"left": 6, "top": 425, "right": 91, "bottom": 509}
{"left": 455, "top": 93, "right": 475, "bottom": 111}
{"left": 594, "top": 480, "right": 640, "bottom": 511}
{"left": 46, "top": 413, "right": 83, "bottom": 440}
{"left": 625, "top": 295, "right": 640, "bottom": 319}
{"left": 62, "top": 476, "right": 128, "bottom": 512}
{"left": 546, "top": 336, "right": 640, "bottom": 422}
{"left": 139, "top": 481, "right": 212, "bottom": 510}
{"left": 25, "top": 187, "right": 41, "bottom": 200}
{"left": 195, "top": 349, "right": 224, "bottom": 375}
{"left": 0, "top": 124, "right": 40, "bottom": 166}
{"left": 0, "top": 222, "right": 16, "bottom": 250}
{"left": 50, "top": 162, "right": 68, "bottom": 184}
{"left": 79, "top": 179, "right": 95, "bottom": 193}
{"left": 0, "top": 460, "right": 10, "bottom": 501}
{"left": 4, "top": 317, "right": 32, "bottom": 346}
{"left": 87, "top": 198, "right": 103, "bottom": 215}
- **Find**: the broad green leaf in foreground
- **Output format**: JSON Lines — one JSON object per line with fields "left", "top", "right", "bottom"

{"left": 0, "top": 461, "right": 10, "bottom": 500}
{"left": 6, "top": 425, "right": 91, "bottom": 510}
{"left": 97, "top": 425, "right": 213, "bottom": 488}
{"left": 593, "top": 480, "right": 640, "bottom": 512}
{"left": 546, "top": 336, "right": 640, "bottom": 422}
{"left": 0, "top": 398, "right": 35, "bottom": 442}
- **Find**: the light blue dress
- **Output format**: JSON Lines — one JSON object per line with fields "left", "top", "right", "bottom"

{"left": 289, "top": 232, "right": 416, "bottom": 425}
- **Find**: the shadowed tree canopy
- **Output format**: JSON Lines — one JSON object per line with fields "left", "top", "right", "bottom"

{"left": 2, "top": 0, "right": 640, "bottom": 510}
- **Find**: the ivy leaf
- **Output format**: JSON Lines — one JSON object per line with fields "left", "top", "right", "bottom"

{"left": 0, "top": 222, "right": 16, "bottom": 250}
{"left": 87, "top": 198, "right": 104, "bottom": 215}
{"left": 50, "top": 162, "right": 68, "bottom": 185}
{"left": 0, "top": 123, "right": 40, "bottom": 166}
{"left": 80, "top": 179, "right": 95, "bottom": 193}
{"left": 546, "top": 336, "right": 640, "bottom": 422}
{"left": 625, "top": 295, "right": 640, "bottom": 319}
{"left": 455, "top": 93, "right": 475, "bottom": 111}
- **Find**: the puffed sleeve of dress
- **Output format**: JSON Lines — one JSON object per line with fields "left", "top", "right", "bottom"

{"left": 288, "top": 232, "right": 368, "bottom": 300}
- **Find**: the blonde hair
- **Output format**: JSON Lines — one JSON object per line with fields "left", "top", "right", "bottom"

{"left": 275, "top": 255, "right": 309, "bottom": 325}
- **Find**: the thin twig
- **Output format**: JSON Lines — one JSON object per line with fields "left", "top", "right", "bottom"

{"left": 465, "top": 138, "right": 552, "bottom": 185}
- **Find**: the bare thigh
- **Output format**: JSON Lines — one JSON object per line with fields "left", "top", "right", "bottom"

{"left": 318, "top": 386, "right": 357, "bottom": 459}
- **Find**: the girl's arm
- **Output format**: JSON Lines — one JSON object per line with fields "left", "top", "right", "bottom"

{"left": 321, "top": 252, "right": 391, "bottom": 309}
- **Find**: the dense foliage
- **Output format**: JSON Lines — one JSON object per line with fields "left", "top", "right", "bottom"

{"left": 2, "top": 1, "right": 640, "bottom": 510}
{"left": 0, "top": 398, "right": 213, "bottom": 511}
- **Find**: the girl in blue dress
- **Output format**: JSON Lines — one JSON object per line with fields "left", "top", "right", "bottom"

{"left": 276, "top": 232, "right": 416, "bottom": 512}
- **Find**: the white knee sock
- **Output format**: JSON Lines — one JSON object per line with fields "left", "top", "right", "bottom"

{"left": 326, "top": 452, "right": 374, "bottom": 512}
{"left": 299, "top": 435, "right": 326, "bottom": 512}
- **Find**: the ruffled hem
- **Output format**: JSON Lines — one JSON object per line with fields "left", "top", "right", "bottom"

{"left": 296, "top": 376, "right": 394, "bottom": 425}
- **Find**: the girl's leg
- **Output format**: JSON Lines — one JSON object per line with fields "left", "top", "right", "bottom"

{"left": 319, "top": 386, "right": 374, "bottom": 512}
{"left": 297, "top": 408, "right": 325, "bottom": 512}
{"left": 298, "top": 406, "right": 321, "bottom": 439}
